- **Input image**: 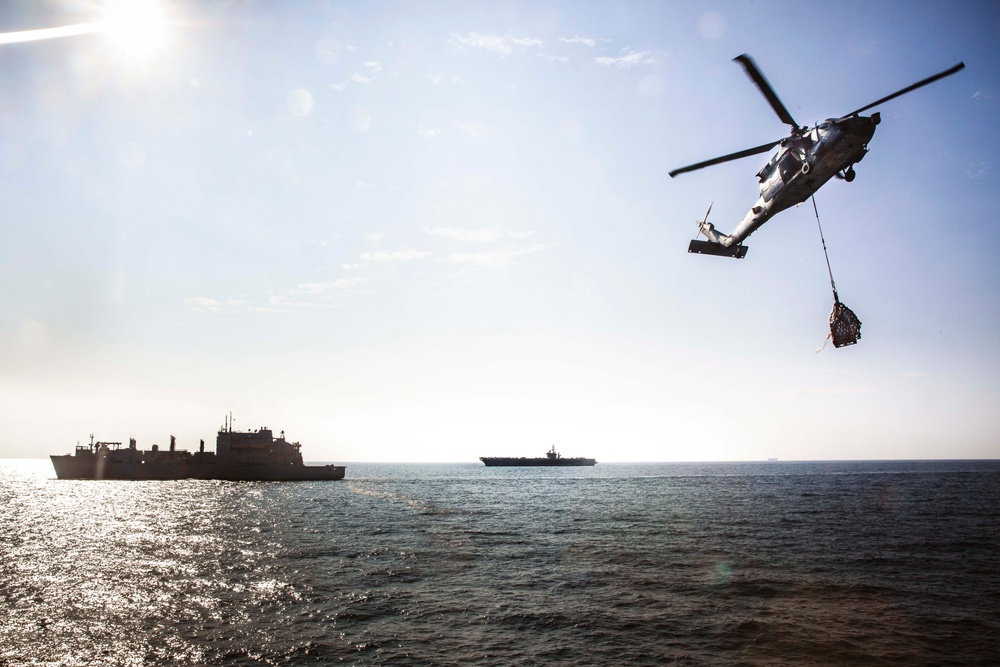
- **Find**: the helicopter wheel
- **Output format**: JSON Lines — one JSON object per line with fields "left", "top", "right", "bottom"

{"left": 844, "top": 167, "right": 856, "bottom": 182}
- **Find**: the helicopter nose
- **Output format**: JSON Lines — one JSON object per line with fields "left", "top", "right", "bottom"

{"left": 842, "top": 115, "right": 878, "bottom": 140}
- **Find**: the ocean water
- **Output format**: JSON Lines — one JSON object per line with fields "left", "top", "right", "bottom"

{"left": 1, "top": 459, "right": 998, "bottom": 666}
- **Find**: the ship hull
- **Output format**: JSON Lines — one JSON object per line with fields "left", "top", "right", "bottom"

{"left": 50, "top": 456, "right": 345, "bottom": 481}
{"left": 480, "top": 457, "right": 596, "bottom": 467}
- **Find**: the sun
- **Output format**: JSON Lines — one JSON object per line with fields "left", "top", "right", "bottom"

{"left": 100, "top": 0, "right": 170, "bottom": 66}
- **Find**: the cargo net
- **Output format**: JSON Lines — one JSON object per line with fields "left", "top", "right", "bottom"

{"left": 830, "top": 299, "right": 862, "bottom": 348}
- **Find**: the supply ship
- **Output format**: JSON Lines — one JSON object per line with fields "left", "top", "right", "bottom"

{"left": 50, "top": 416, "right": 345, "bottom": 481}
{"left": 480, "top": 445, "right": 596, "bottom": 467}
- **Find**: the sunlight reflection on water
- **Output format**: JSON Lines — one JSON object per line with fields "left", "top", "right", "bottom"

{"left": 2, "top": 459, "right": 999, "bottom": 665}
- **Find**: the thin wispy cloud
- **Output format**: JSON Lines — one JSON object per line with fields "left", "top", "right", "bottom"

{"left": 538, "top": 53, "right": 570, "bottom": 63}
{"left": 596, "top": 49, "right": 656, "bottom": 68}
{"left": 510, "top": 37, "right": 543, "bottom": 48}
{"left": 290, "top": 277, "right": 364, "bottom": 295}
{"left": 447, "top": 244, "right": 553, "bottom": 268}
{"left": 183, "top": 297, "right": 224, "bottom": 314}
{"left": 424, "top": 226, "right": 502, "bottom": 243}
{"left": 450, "top": 32, "right": 542, "bottom": 56}
{"left": 349, "top": 61, "right": 382, "bottom": 85}
{"left": 559, "top": 36, "right": 597, "bottom": 47}
{"left": 361, "top": 249, "right": 432, "bottom": 262}
{"left": 185, "top": 275, "right": 364, "bottom": 316}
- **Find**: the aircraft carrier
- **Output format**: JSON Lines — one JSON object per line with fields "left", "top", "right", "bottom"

{"left": 480, "top": 445, "right": 596, "bottom": 467}
{"left": 50, "top": 417, "right": 345, "bottom": 481}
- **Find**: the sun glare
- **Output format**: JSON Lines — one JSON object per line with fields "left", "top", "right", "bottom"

{"left": 100, "top": 0, "right": 169, "bottom": 66}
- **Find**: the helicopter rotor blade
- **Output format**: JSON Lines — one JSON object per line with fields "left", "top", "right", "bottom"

{"left": 845, "top": 62, "right": 965, "bottom": 117}
{"left": 669, "top": 139, "right": 782, "bottom": 178}
{"left": 733, "top": 54, "right": 800, "bottom": 131}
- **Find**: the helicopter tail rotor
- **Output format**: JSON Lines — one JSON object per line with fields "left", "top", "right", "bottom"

{"left": 687, "top": 203, "right": 748, "bottom": 258}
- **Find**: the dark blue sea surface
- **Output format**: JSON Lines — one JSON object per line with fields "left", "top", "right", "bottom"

{"left": 1, "top": 459, "right": 998, "bottom": 666}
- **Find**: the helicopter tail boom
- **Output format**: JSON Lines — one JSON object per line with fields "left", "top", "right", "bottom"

{"left": 687, "top": 212, "right": 750, "bottom": 258}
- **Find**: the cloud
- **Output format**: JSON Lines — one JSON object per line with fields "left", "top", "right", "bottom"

{"left": 538, "top": 53, "right": 570, "bottom": 63}
{"left": 424, "top": 226, "right": 502, "bottom": 242}
{"left": 352, "top": 73, "right": 373, "bottom": 85}
{"left": 367, "top": 232, "right": 385, "bottom": 241}
{"left": 559, "top": 36, "right": 597, "bottom": 47}
{"left": 183, "top": 297, "right": 221, "bottom": 313}
{"left": 596, "top": 49, "right": 656, "bottom": 68}
{"left": 447, "top": 244, "right": 553, "bottom": 268}
{"left": 450, "top": 32, "right": 542, "bottom": 56}
{"left": 365, "top": 61, "right": 382, "bottom": 72}
{"left": 361, "top": 249, "right": 432, "bottom": 262}
{"left": 290, "top": 277, "right": 364, "bottom": 295}
{"left": 185, "top": 277, "right": 365, "bottom": 317}
{"left": 510, "top": 37, "right": 543, "bottom": 48}
{"left": 419, "top": 125, "right": 443, "bottom": 138}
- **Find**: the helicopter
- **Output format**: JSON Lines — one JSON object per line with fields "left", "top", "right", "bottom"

{"left": 670, "top": 54, "right": 965, "bottom": 259}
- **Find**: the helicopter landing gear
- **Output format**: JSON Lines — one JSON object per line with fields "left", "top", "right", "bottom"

{"left": 837, "top": 166, "right": 857, "bottom": 181}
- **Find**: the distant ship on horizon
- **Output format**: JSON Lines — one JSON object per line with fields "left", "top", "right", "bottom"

{"left": 480, "top": 445, "right": 597, "bottom": 467}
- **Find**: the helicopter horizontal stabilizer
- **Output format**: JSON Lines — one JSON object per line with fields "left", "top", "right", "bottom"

{"left": 688, "top": 239, "right": 748, "bottom": 259}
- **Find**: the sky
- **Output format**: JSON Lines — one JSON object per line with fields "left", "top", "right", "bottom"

{"left": 1, "top": 0, "right": 998, "bottom": 462}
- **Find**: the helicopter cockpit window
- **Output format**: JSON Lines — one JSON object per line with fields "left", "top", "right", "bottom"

{"left": 778, "top": 152, "right": 802, "bottom": 183}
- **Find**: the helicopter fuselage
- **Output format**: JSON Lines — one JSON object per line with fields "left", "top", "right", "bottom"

{"left": 700, "top": 113, "right": 880, "bottom": 248}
